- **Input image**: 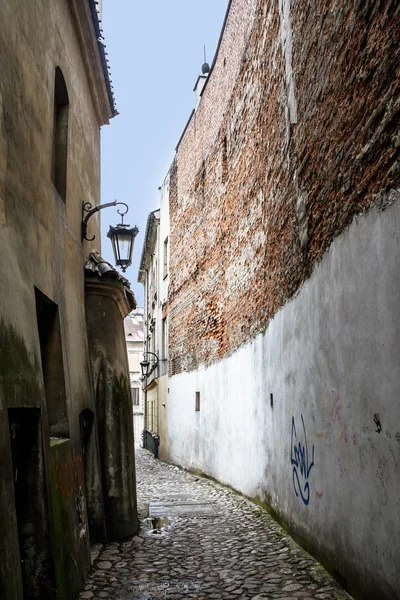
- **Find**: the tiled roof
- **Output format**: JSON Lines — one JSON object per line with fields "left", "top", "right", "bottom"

{"left": 124, "top": 309, "right": 145, "bottom": 342}
{"left": 85, "top": 252, "right": 137, "bottom": 311}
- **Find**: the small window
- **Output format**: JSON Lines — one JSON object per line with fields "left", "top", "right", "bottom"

{"left": 128, "top": 351, "right": 139, "bottom": 373}
{"left": 132, "top": 387, "right": 140, "bottom": 406}
{"left": 163, "top": 237, "right": 168, "bottom": 278}
{"left": 162, "top": 318, "right": 167, "bottom": 360}
{"left": 195, "top": 391, "right": 200, "bottom": 412}
{"left": 52, "top": 67, "right": 69, "bottom": 202}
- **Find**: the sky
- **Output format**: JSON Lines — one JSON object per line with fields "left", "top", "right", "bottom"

{"left": 100, "top": 1, "right": 228, "bottom": 306}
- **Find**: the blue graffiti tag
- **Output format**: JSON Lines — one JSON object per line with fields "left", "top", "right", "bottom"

{"left": 291, "top": 414, "right": 315, "bottom": 505}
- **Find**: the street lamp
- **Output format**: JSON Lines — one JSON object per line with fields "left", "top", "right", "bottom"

{"left": 107, "top": 220, "right": 139, "bottom": 273}
{"left": 82, "top": 201, "right": 139, "bottom": 273}
{"left": 140, "top": 352, "right": 159, "bottom": 378}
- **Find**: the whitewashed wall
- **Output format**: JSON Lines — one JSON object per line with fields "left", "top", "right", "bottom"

{"left": 168, "top": 200, "right": 400, "bottom": 599}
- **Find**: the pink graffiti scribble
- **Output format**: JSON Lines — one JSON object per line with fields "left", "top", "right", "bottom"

{"left": 316, "top": 491, "right": 323, "bottom": 499}
{"left": 337, "top": 457, "right": 347, "bottom": 478}
{"left": 330, "top": 396, "right": 342, "bottom": 422}
{"left": 340, "top": 424, "right": 349, "bottom": 443}
{"left": 352, "top": 430, "right": 357, "bottom": 446}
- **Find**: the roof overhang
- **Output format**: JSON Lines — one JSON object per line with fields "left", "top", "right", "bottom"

{"left": 69, "top": 0, "right": 117, "bottom": 125}
{"left": 138, "top": 210, "right": 160, "bottom": 283}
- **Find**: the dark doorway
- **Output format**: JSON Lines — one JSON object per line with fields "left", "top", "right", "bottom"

{"left": 8, "top": 408, "right": 56, "bottom": 599}
{"left": 35, "top": 287, "right": 69, "bottom": 438}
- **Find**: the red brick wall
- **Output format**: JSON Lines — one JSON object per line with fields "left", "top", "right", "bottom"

{"left": 169, "top": 0, "right": 400, "bottom": 376}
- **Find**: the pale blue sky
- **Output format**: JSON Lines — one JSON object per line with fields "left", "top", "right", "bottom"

{"left": 100, "top": 1, "right": 228, "bottom": 305}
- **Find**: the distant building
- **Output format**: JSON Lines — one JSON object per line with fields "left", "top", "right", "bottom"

{"left": 124, "top": 309, "right": 145, "bottom": 443}
{"left": 138, "top": 175, "right": 170, "bottom": 460}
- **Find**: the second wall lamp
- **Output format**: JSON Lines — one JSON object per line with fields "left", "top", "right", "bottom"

{"left": 82, "top": 200, "right": 139, "bottom": 272}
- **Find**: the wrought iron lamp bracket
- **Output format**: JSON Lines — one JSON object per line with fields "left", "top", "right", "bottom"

{"left": 140, "top": 351, "right": 167, "bottom": 379}
{"left": 82, "top": 200, "right": 129, "bottom": 241}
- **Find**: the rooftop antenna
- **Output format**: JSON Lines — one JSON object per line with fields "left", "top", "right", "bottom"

{"left": 202, "top": 45, "right": 210, "bottom": 75}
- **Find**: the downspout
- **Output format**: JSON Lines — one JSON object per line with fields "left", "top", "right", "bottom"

{"left": 143, "top": 268, "right": 149, "bottom": 446}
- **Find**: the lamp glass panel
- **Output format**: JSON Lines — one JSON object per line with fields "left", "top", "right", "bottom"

{"left": 111, "top": 236, "right": 120, "bottom": 262}
{"left": 140, "top": 360, "right": 150, "bottom": 377}
{"left": 116, "top": 234, "right": 132, "bottom": 262}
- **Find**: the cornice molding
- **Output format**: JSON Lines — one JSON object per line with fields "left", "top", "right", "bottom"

{"left": 138, "top": 210, "right": 160, "bottom": 277}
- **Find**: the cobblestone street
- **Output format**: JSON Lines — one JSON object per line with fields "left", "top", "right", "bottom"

{"left": 79, "top": 448, "right": 351, "bottom": 600}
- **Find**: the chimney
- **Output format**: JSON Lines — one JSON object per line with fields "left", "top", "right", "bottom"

{"left": 194, "top": 61, "right": 210, "bottom": 110}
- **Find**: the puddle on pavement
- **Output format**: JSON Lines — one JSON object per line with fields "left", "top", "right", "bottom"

{"left": 143, "top": 516, "right": 171, "bottom": 536}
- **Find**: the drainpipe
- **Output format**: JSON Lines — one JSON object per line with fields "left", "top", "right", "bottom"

{"left": 143, "top": 268, "right": 149, "bottom": 447}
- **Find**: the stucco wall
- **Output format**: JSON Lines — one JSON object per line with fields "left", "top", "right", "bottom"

{"left": 85, "top": 279, "right": 139, "bottom": 540}
{"left": 0, "top": 0, "right": 101, "bottom": 412}
{"left": 168, "top": 201, "right": 400, "bottom": 600}
{"left": 0, "top": 0, "right": 105, "bottom": 596}
{"left": 157, "top": 375, "right": 169, "bottom": 462}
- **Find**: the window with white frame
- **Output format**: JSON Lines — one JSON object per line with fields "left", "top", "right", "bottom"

{"left": 163, "top": 237, "right": 168, "bottom": 278}
{"left": 131, "top": 386, "right": 140, "bottom": 406}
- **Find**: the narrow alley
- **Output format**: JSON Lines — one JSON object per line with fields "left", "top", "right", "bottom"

{"left": 79, "top": 448, "right": 350, "bottom": 600}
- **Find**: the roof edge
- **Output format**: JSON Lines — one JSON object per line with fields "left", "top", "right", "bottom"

{"left": 69, "top": 0, "right": 117, "bottom": 125}
{"left": 175, "top": 0, "right": 233, "bottom": 152}
{"left": 137, "top": 210, "right": 160, "bottom": 282}
{"left": 200, "top": 0, "right": 233, "bottom": 100}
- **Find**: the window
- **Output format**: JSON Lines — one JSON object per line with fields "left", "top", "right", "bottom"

{"left": 131, "top": 387, "right": 140, "bottom": 406}
{"left": 163, "top": 237, "right": 169, "bottom": 278}
{"left": 151, "top": 327, "right": 156, "bottom": 357}
{"left": 35, "top": 287, "right": 69, "bottom": 437}
{"left": 162, "top": 318, "right": 167, "bottom": 360}
{"left": 195, "top": 391, "right": 200, "bottom": 412}
{"left": 128, "top": 351, "right": 139, "bottom": 373}
{"left": 52, "top": 67, "right": 69, "bottom": 202}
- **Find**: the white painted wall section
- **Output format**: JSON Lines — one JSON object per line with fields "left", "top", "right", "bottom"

{"left": 168, "top": 199, "right": 400, "bottom": 598}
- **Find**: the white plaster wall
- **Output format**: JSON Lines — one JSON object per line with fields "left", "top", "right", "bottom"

{"left": 133, "top": 412, "right": 144, "bottom": 445}
{"left": 168, "top": 200, "right": 400, "bottom": 599}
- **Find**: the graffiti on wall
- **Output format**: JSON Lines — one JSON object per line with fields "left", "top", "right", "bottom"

{"left": 54, "top": 455, "right": 83, "bottom": 497}
{"left": 291, "top": 414, "right": 315, "bottom": 505}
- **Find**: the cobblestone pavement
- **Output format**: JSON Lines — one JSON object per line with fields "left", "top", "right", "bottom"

{"left": 79, "top": 447, "right": 351, "bottom": 600}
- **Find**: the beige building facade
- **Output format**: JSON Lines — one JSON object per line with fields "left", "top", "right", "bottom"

{"left": 124, "top": 308, "right": 145, "bottom": 443}
{"left": 0, "top": 2, "right": 138, "bottom": 598}
{"left": 138, "top": 175, "right": 170, "bottom": 461}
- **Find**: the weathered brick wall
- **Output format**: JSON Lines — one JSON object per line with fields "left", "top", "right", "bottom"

{"left": 169, "top": 0, "right": 400, "bottom": 376}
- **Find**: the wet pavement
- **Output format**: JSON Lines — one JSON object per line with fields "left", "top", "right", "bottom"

{"left": 79, "top": 447, "right": 351, "bottom": 600}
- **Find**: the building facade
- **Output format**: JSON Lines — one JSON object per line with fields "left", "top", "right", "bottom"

{"left": 138, "top": 176, "right": 170, "bottom": 461}
{"left": 124, "top": 308, "right": 145, "bottom": 442}
{"left": 0, "top": 2, "right": 138, "bottom": 598}
{"left": 165, "top": 1, "right": 400, "bottom": 600}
